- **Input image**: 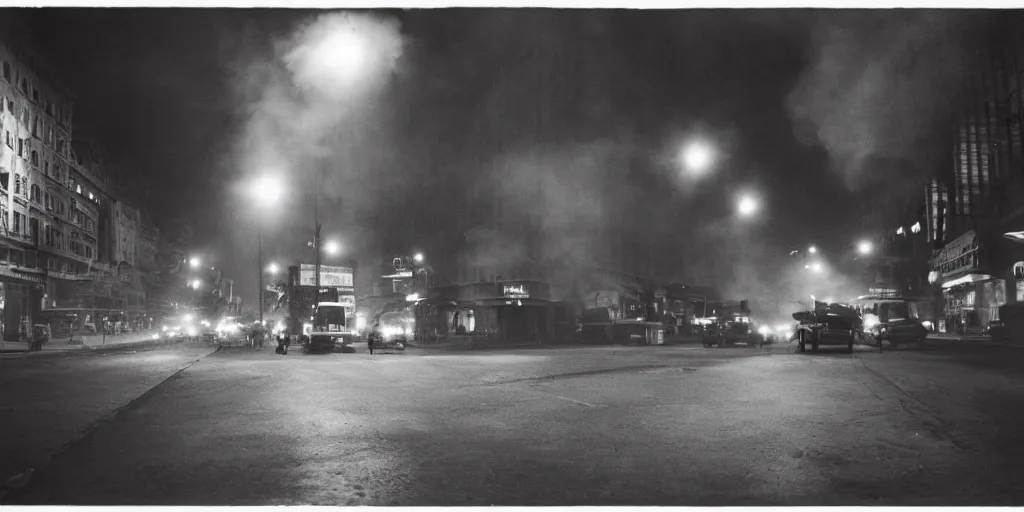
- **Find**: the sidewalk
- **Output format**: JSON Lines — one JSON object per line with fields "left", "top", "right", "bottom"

{"left": 0, "top": 331, "right": 165, "bottom": 356}
{"left": 925, "top": 332, "right": 1023, "bottom": 349}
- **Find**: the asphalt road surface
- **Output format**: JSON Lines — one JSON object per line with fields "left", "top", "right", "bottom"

{"left": 3, "top": 340, "right": 1024, "bottom": 506}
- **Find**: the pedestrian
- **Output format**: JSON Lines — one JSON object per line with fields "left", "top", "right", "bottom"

{"left": 276, "top": 332, "right": 290, "bottom": 355}
{"left": 255, "top": 323, "right": 266, "bottom": 350}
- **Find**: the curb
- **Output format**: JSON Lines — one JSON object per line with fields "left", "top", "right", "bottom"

{"left": 0, "top": 339, "right": 206, "bottom": 360}
{"left": 0, "top": 344, "right": 222, "bottom": 504}
{"left": 923, "top": 338, "right": 1024, "bottom": 350}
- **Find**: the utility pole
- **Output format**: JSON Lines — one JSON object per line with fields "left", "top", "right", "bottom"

{"left": 314, "top": 165, "right": 322, "bottom": 292}
{"left": 258, "top": 225, "right": 264, "bottom": 324}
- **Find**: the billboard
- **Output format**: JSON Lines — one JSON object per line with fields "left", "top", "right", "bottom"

{"left": 299, "top": 264, "right": 354, "bottom": 289}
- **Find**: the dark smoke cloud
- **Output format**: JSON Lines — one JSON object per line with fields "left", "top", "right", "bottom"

{"left": 224, "top": 11, "right": 408, "bottom": 304}
{"left": 786, "top": 11, "right": 993, "bottom": 193}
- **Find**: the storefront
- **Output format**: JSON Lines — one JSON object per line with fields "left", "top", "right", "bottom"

{"left": 0, "top": 265, "right": 46, "bottom": 343}
{"left": 422, "top": 280, "right": 565, "bottom": 342}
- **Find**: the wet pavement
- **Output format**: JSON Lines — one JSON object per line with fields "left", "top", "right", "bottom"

{"left": 2, "top": 341, "right": 1023, "bottom": 505}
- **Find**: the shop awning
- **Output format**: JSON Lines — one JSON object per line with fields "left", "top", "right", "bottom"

{"left": 941, "top": 273, "right": 994, "bottom": 289}
{"left": 0, "top": 266, "right": 47, "bottom": 285}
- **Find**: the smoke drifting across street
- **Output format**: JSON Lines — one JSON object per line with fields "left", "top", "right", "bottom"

{"left": 212, "top": 9, "right": 1011, "bottom": 310}
{"left": 786, "top": 11, "right": 994, "bottom": 194}
{"left": 225, "top": 11, "right": 409, "bottom": 296}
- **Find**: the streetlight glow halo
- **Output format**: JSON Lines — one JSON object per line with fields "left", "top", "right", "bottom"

{"left": 251, "top": 175, "right": 285, "bottom": 205}
{"left": 324, "top": 240, "right": 341, "bottom": 256}
{"left": 736, "top": 193, "right": 759, "bottom": 217}
{"left": 681, "top": 139, "right": 714, "bottom": 174}
{"left": 857, "top": 240, "right": 874, "bottom": 255}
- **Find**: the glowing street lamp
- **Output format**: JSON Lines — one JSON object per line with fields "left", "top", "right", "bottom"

{"left": 249, "top": 174, "right": 285, "bottom": 325}
{"left": 679, "top": 138, "right": 715, "bottom": 176}
{"left": 323, "top": 240, "right": 341, "bottom": 256}
{"left": 736, "top": 193, "right": 759, "bottom": 217}
{"left": 808, "top": 245, "right": 817, "bottom": 254}
{"left": 267, "top": 262, "right": 280, "bottom": 275}
{"left": 191, "top": 279, "right": 202, "bottom": 290}
{"left": 857, "top": 240, "right": 874, "bottom": 256}
{"left": 189, "top": 257, "right": 201, "bottom": 269}
{"left": 413, "top": 252, "right": 424, "bottom": 263}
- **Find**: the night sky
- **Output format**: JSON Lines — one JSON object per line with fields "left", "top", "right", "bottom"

{"left": 14, "top": 8, "right": 1010, "bottom": 304}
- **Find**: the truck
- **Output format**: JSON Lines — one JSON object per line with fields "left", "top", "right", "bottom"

{"left": 281, "top": 264, "right": 361, "bottom": 354}
{"left": 308, "top": 301, "right": 359, "bottom": 353}
{"left": 792, "top": 301, "right": 860, "bottom": 354}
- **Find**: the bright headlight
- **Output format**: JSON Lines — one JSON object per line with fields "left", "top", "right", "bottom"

{"left": 864, "top": 314, "right": 880, "bottom": 330}
{"left": 162, "top": 325, "right": 169, "bottom": 332}
{"left": 921, "top": 320, "right": 933, "bottom": 330}
{"left": 185, "top": 327, "right": 197, "bottom": 336}
{"left": 757, "top": 326, "right": 773, "bottom": 336}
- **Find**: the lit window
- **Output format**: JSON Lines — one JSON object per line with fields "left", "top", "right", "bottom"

{"left": 896, "top": 226, "right": 905, "bottom": 235}
{"left": 88, "top": 192, "right": 94, "bottom": 200}
{"left": 76, "top": 185, "right": 81, "bottom": 194}
{"left": 911, "top": 222, "right": 921, "bottom": 234}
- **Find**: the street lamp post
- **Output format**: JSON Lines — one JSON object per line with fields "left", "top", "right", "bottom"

{"left": 313, "top": 166, "right": 327, "bottom": 293}
{"left": 258, "top": 225, "right": 265, "bottom": 324}
{"left": 251, "top": 175, "right": 283, "bottom": 325}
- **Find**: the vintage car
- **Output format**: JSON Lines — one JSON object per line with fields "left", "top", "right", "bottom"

{"left": 792, "top": 303, "right": 859, "bottom": 353}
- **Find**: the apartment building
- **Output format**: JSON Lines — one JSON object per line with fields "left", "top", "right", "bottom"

{"left": 0, "top": 18, "right": 151, "bottom": 342}
{"left": 922, "top": 20, "right": 1024, "bottom": 333}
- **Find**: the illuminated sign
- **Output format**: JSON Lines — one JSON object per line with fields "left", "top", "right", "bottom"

{"left": 933, "top": 230, "right": 980, "bottom": 279}
{"left": 300, "top": 264, "right": 353, "bottom": 287}
{"left": 503, "top": 284, "right": 529, "bottom": 299}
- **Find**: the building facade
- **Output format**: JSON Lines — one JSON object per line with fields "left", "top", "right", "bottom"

{"left": 0, "top": 18, "right": 153, "bottom": 342}
{"left": 922, "top": 22, "right": 1024, "bottom": 334}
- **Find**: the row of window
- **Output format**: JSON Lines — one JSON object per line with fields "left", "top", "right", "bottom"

{"left": 1, "top": 59, "right": 72, "bottom": 129}
{"left": 2, "top": 93, "right": 63, "bottom": 159}
{"left": 6, "top": 208, "right": 96, "bottom": 259}
{"left": 3, "top": 103, "right": 77, "bottom": 194}
{"left": 0, "top": 245, "right": 90, "bottom": 276}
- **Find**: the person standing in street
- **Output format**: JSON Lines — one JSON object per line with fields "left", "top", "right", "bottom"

{"left": 254, "top": 322, "right": 266, "bottom": 350}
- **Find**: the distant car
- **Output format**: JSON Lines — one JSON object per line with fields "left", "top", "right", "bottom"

{"left": 368, "top": 326, "right": 408, "bottom": 352}
{"left": 874, "top": 318, "right": 928, "bottom": 348}
{"left": 161, "top": 325, "right": 194, "bottom": 341}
